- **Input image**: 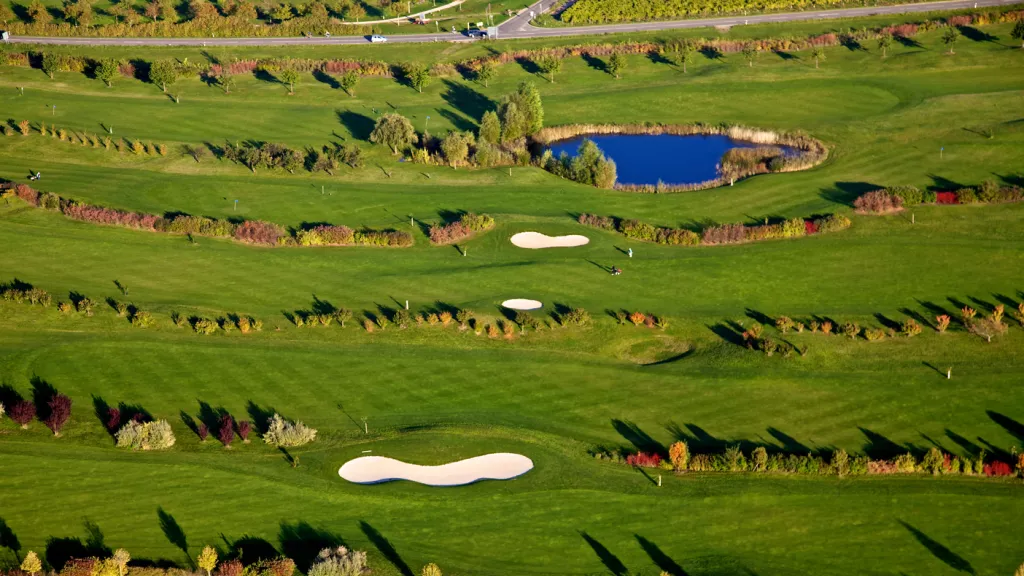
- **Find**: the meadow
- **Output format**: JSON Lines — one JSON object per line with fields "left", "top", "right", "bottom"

{"left": 1, "top": 15, "right": 1024, "bottom": 576}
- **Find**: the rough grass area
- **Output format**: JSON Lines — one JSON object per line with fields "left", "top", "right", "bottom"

{"left": 0, "top": 18, "right": 1023, "bottom": 576}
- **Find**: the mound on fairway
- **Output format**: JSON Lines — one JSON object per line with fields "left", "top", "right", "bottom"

{"left": 501, "top": 299, "right": 543, "bottom": 310}
{"left": 510, "top": 232, "right": 590, "bottom": 249}
{"left": 338, "top": 453, "right": 534, "bottom": 486}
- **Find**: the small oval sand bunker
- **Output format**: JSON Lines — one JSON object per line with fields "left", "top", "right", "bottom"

{"left": 501, "top": 299, "right": 543, "bottom": 310}
{"left": 510, "top": 232, "right": 590, "bottom": 249}
{"left": 339, "top": 453, "right": 533, "bottom": 486}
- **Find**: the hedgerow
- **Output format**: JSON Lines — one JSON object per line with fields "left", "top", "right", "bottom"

{"left": 855, "top": 180, "right": 1024, "bottom": 212}
{"left": 428, "top": 213, "right": 495, "bottom": 245}
{"left": 578, "top": 212, "right": 850, "bottom": 246}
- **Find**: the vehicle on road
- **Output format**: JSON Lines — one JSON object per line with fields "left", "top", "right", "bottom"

{"left": 370, "top": 34, "right": 388, "bottom": 42}
{"left": 465, "top": 29, "right": 487, "bottom": 38}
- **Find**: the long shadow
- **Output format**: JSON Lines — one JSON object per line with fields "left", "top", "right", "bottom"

{"left": 986, "top": 411, "right": 1024, "bottom": 444}
{"left": 773, "top": 49, "right": 799, "bottom": 61}
{"left": 917, "top": 300, "right": 958, "bottom": 326}
{"left": 0, "top": 517, "right": 21, "bottom": 560}
{"left": 0, "top": 385, "right": 23, "bottom": 411}
{"left": 83, "top": 519, "right": 110, "bottom": 557}
{"left": 873, "top": 313, "right": 901, "bottom": 331}
{"left": 197, "top": 401, "right": 228, "bottom": 433}
{"left": 895, "top": 35, "right": 923, "bottom": 49}
{"left": 743, "top": 308, "right": 773, "bottom": 326}
{"left": 226, "top": 536, "right": 278, "bottom": 565}
{"left": 45, "top": 537, "right": 89, "bottom": 571}
{"left": 337, "top": 110, "right": 375, "bottom": 141}
{"left": 766, "top": 427, "right": 810, "bottom": 453}
{"left": 928, "top": 174, "right": 966, "bottom": 192}
{"left": 30, "top": 376, "right": 57, "bottom": 425}
{"left": 278, "top": 522, "right": 344, "bottom": 573}
{"left": 441, "top": 79, "right": 492, "bottom": 122}
{"left": 580, "top": 532, "right": 628, "bottom": 576}
{"left": 944, "top": 429, "right": 982, "bottom": 457}
{"left": 438, "top": 109, "right": 476, "bottom": 133}
{"left": 612, "top": 419, "right": 664, "bottom": 455}
{"left": 157, "top": 508, "right": 189, "bottom": 565}
{"left": 635, "top": 535, "right": 687, "bottom": 576}
{"left": 899, "top": 521, "right": 975, "bottom": 574}
{"left": 859, "top": 427, "right": 909, "bottom": 459}
{"left": 820, "top": 181, "right": 881, "bottom": 206}
{"left": 312, "top": 69, "right": 341, "bottom": 90}
{"left": 958, "top": 26, "right": 997, "bottom": 43}
{"left": 359, "top": 522, "right": 413, "bottom": 576}
{"left": 581, "top": 53, "right": 607, "bottom": 72}
{"left": 707, "top": 322, "right": 745, "bottom": 347}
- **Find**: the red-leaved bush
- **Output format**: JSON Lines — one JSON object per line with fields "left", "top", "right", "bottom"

{"left": 984, "top": 461, "right": 1013, "bottom": 477}
{"left": 216, "top": 560, "right": 244, "bottom": 576}
{"left": 237, "top": 420, "right": 251, "bottom": 442}
{"left": 233, "top": 220, "right": 287, "bottom": 245}
{"left": 45, "top": 393, "right": 72, "bottom": 435}
{"left": 14, "top": 184, "right": 40, "bottom": 205}
{"left": 935, "top": 191, "right": 958, "bottom": 204}
{"left": 804, "top": 220, "right": 818, "bottom": 235}
{"left": 218, "top": 414, "right": 234, "bottom": 446}
{"left": 625, "top": 452, "right": 662, "bottom": 468}
{"left": 106, "top": 407, "right": 121, "bottom": 432}
{"left": 62, "top": 202, "right": 159, "bottom": 230}
{"left": 61, "top": 558, "right": 97, "bottom": 576}
{"left": 10, "top": 400, "right": 36, "bottom": 427}
{"left": 197, "top": 422, "right": 209, "bottom": 441}
{"left": 854, "top": 190, "right": 903, "bottom": 213}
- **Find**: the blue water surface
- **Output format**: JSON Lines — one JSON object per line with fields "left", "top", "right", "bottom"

{"left": 547, "top": 133, "right": 769, "bottom": 186}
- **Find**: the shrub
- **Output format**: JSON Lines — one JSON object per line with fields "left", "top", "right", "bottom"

{"left": 863, "top": 328, "right": 885, "bottom": 341}
{"left": 955, "top": 187, "right": 978, "bottom": 204}
{"left": 486, "top": 324, "right": 500, "bottom": 338}
{"left": 10, "top": 400, "right": 36, "bottom": 428}
{"left": 393, "top": 308, "right": 411, "bottom": 328}
{"left": 263, "top": 413, "right": 317, "bottom": 447}
{"left": 854, "top": 190, "right": 903, "bottom": 213}
{"left": 217, "top": 561, "right": 244, "bottom": 576}
{"left": 900, "top": 318, "right": 922, "bottom": 337}
{"left": 439, "top": 311, "right": 453, "bottom": 326}
{"left": 115, "top": 419, "right": 176, "bottom": 450}
{"left": 625, "top": 452, "right": 662, "bottom": 468}
{"left": 984, "top": 461, "right": 1014, "bottom": 477}
{"left": 887, "top": 185, "right": 922, "bottom": 205}
{"left": 892, "top": 452, "right": 917, "bottom": 473}
{"left": 308, "top": 547, "right": 368, "bottom": 576}
{"left": 935, "top": 315, "right": 950, "bottom": 332}
{"left": 968, "top": 317, "right": 1008, "bottom": 342}
{"left": 218, "top": 414, "right": 234, "bottom": 446}
{"left": 812, "top": 214, "right": 852, "bottom": 233}
{"left": 197, "top": 423, "right": 209, "bottom": 442}
{"left": 191, "top": 318, "right": 219, "bottom": 335}
{"left": 131, "top": 310, "right": 155, "bottom": 328}
{"left": 922, "top": 447, "right": 944, "bottom": 475}
{"left": 961, "top": 306, "right": 976, "bottom": 321}
{"left": 234, "top": 220, "right": 287, "bottom": 245}
{"left": 840, "top": 322, "right": 859, "bottom": 339}
{"left": 775, "top": 316, "right": 795, "bottom": 333}
{"left": 238, "top": 420, "right": 251, "bottom": 442}
{"left": 559, "top": 307, "right": 591, "bottom": 326}
{"left": 577, "top": 213, "right": 616, "bottom": 230}
{"left": 831, "top": 449, "right": 850, "bottom": 477}
{"left": 751, "top": 446, "right": 768, "bottom": 472}
{"left": 629, "top": 311, "right": 646, "bottom": 326}
{"left": 668, "top": 441, "right": 689, "bottom": 471}
{"left": 45, "top": 393, "right": 72, "bottom": 435}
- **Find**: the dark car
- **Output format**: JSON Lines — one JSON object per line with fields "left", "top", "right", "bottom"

{"left": 465, "top": 29, "right": 487, "bottom": 38}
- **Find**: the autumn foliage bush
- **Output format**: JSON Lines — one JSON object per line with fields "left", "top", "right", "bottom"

{"left": 428, "top": 213, "right": 495, "bottom": 245}
{"left": 854, "top": 190, "right": 903, "bottom": 213}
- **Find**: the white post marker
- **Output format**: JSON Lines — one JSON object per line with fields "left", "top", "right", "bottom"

{"left": 947, "top": 367, "right": 951, "bottom": 379}
{"left": 658, "top": 474, "right": 662, "bottom": 486}
{"left": 405, "top": 300, "right": 409, "bottom": 310}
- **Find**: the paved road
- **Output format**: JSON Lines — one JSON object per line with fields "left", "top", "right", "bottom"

{"left": 6, "top": 0, "right": 1017, "bottom": 46}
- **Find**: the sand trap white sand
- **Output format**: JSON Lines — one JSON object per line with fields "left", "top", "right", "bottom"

{"left": 502, "top": 299, "right": 543, "bottom": 310}
{"left": 338, "top": 453, "right": 533, "bottom": 486}
{"left": 510, "top": 232, "right": 590, "bottom": 249}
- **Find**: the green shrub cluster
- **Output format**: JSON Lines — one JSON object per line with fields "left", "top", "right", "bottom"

{"left": 262, "top": 413, "right": 317, "bottom": 447}
{"left": 541, "top": 139, "right": 617, "bottom": 189}
{"left": 577, "top": 212, "right": 849, "bottom": 246}
{"left": 115, "top": 419, "right": 176, "bottom": 450}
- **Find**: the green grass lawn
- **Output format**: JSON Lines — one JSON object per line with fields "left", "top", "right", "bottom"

{"left": 0, "top": 16, "right": 1023, "bottom": 576}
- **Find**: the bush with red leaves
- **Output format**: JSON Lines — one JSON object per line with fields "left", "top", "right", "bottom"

{"left": 854, "top": 190, "right": 903, "bottom": 213}
{"left": 233, "top": 220, "right": 287, "bottom": 245}
{"left": 625, "top": 452, "right": 662, "bottom": 468}
{"left": 45, "top": 393, "right": 72, "bottom": 435}
{"left": 197, "top": 423, "right": 209, "bottom": 442}
{"left": 10, "top": 400, "right": 36, "bottom": 428}
{"left": 935, "top": 191, "right": 958, "bottom": 204}
{"left": 216, "top": 560, "right": 243, "bottom": 576}
{"left": 106, "top": 407, "right": 121, "bottom": 432}
{"left": 237, "top": 420, "right": 252, "bottom": 442}
{"left": 984, "top": 461, "right": 1013, "bottom": 477}
{"left": 218, "top": 414, "right": 235, "bottom": 446}
{"left": 62, "top": 202, "right": 160, "bottom": 230}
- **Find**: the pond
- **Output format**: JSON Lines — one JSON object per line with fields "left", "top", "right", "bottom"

{"left": 547, "top": 133, "right": 796, "bottom": 187}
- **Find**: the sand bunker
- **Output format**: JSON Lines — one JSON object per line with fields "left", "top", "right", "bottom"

{"left": 510, "top": 232, "right": 590, "bottom": 249}
{"left": 501, "top": 299, "right": 543, "bottom": 310}
{"left": 338, "top": 453, "right": 533, "bottom": 486}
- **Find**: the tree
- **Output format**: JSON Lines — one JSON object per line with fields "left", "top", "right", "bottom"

{"left": 421, "top": 564, "right": 441, "bottom": 576}
{"left": 270, "top": 2, "right": 292, "bottom": 21}
{"left": 21, "top": 552, "right": 42, "bottom": 576}
{"left": 149, "top": 59, "right": 178, "bottom": 92}
{"left": 11, "top": 400, "right": 35, "bottom": 428}
{"left": 877, "top": 32, "right": 893, "bottom": 58}
{"left": 599, "top": 52, "right": 623, "bottom": 78}
{"left": 533, "top": 54, "right": 561, "bottom": 83}
{"left": 63, "top": 0, "right": 94, "bottom": 26}
{"left": 158, "top": 0, "right": 176, "bottom": 20}
{"left": 96, "top": 58, "right": 119, "bottom": 87}
{"left": 942, "top": 25, "right": 960, "bottom": 54}
{"left": 369, "top": 113, "right": 415, "bottom": 154}
{"left": 478, "top": 110, "right": 500, "bottom": 144}
{"left": 45, "top": 393, "right": 72, "bottom": 435}
{"left": 27, "top": 0, "right": 51, "bottom": 23}
{"left": 278, "top": 68, "right": 299, "bottom": 94}
{"left": 476, "top": 60, "right": 496, "bottom": 87}
{"left": 498, "top": 81, "right": 543, "bottom": 142}
{"left": 339, "top": 70, "right": 358, "bottom": 96}
{"left": 568, "top": 139, "right": 616, "bottom": 188}
{"left": 197, "top": 546, "right": 218, "bottom": 576}
{"left": 41, "top": 53, "right": 60, "bottom": 79}
{"left": 404, "top": 63, "right": 430, "bottom": 93}
{"left": 218, "top": 414, "right": 234, "bottom": 446}
{"left": 741, "top": 44, "right": 757, "bottom": 67}
{"left": 112, "top": 549, "right": 130, "bottom": 576}
{"left": 1013, "top": 20, "right": 1024, "bottom": 49}
{"left": 188, "top": 0, "right": 219, "bottom": 19}
{"left": 668, "top": 440, "right": 689, "bottom": 470}
{"left": 666, "top": 39, "right": 696, "bottom": 73}
{"left": 810, "top": 47, "right": 825, "bottom": 69}
{"left": 440, "top": 131, "right": 473, "bottom": 169}
{"left": 219, "top": 72, "right": 235, "bottom": 94}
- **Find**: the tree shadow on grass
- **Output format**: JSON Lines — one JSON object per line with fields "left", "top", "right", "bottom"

{"left": 580, "top": 532, "right": 627, "bottom": 576}
{"left": 957, "top": 26, "right": 997, "bottom": 43}
{"left": 706, "top": 322, "right": 746, "bottom": 347}
{"left": 336, "top": 110, "right": 375, "bottom": 141}
{"left": 441, "top": 79, "right": 492, "bottom": 122}
{"left": 899, "top": 521, "right": 975, "bottom": 574}
{"left": 944, "top": 429, "right": 983, "bottom": 457}
{"left": 581, "top": 53, "right": 607, "bottom": 72}
{"left": 45, "top": 520, "right": 110, "bottom": 571}
{"left": 611, "top": 419, "right": 664, "bottom": 455}
{"left": 225, "top": 536, "right": 278, "bottom": 566}
{"left": 986, "top": 411, "right": 1024, "bottom": 444}
{"left": 30, "top": 376, "right": 57, "bottom": 425}
{"left": 820, "top": 181, "right": 881, "bottom": 206}
{"left": 0, "top": 517, "right": 21, "bottom": 561}
{"left": 0, "top": 385, "right": 23, "bottom": 414}
{"left": 157, "top": 508, "right": 190, "bottom": 566}
{"left": 278, "top": 522, "right": 345, "bottom": 573}
{"left": 859, "top": 427, "right": 912, "bottom": 459}
{"left": 635, "top": 535, "right": 688, "bottom": 576}
{"left": 312, "top": 69, "right": 341, "bottom": 90}
{"left": 247, "top": 401, "right": 277, "bottom": 435}
{"left": 359, "top": 522, "right": 413, "bottom": 576}
{"left": 773, "top": 49, "right": 799, "bottom": 61}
